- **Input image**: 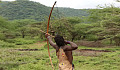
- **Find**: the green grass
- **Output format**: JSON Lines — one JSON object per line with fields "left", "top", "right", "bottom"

{"left": 0, "top": 40, "right": 15, "bottom": 48}
{"left": 0, "top": 42, "right": 120, "bottom": 70}
{"left": 73, "top": 51, "right": 120, "bottom": 70}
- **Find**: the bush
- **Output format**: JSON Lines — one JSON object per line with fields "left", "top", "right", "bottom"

{"left": 0, "top": 40, "right": 15, "bottom": 48}
{"left": 0, "top": 33, "right": 6, "bottom": 40}
{"left": 14, "top": 38, "right": 36, "bottom": 45}
{"left": 44, "top": 44, "right": 53, "bottom": 49}
{"left": 86, "top": 35, "right": 99, "bottom": 41}
{"left": 5, "top": 39, "right": 16, "bottom": 43}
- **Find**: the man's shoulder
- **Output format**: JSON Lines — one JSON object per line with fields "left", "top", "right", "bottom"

{"left": 64, "top": 45, "right": 70, "bottom": 48}
{"left": 63, "top": 45, "right": 71, "bottom": 51}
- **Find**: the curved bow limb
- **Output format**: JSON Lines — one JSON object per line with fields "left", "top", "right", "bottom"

{"left": 47, "top": 1, "right": 57, "bottom": 70}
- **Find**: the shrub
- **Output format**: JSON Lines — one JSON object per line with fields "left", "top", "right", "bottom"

{"left": 5, "top": 39, "right": 16, "bottom": 43}
{"left": 0, "top": 40, "right": 15, "bottom": 48}
{"left": 0, "top": 33, "right": 6, "bottom": 40}
{"left": 44, "top": 44, "right": 53, "bottom": 49}
{"left": 86, "top": 35, "right": 99, "bottom": 41}
{"left": 14, "top": 38, "right": 36, "bottom": 45}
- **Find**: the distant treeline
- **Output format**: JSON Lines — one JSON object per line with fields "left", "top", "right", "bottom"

{"left": 0, "top": 0, "right": 120, "bottom": 47}
{"left": 0, "top": 0, "right": 88, "bottom": 21}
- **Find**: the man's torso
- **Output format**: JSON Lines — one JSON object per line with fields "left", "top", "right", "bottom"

{"left": 56, "top": 45, "right": 73, "bottom": 70}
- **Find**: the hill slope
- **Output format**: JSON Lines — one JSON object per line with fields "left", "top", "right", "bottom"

{"left": 0, "top": 1, "right": 51, "bottom": 21}
{"left": 0, "top": 1, "right": 88, "bottom": 21}
{"left": 57, "top": 7, "right": 89, "bottom": 17}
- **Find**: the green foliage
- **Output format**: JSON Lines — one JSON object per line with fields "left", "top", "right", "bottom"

{"left": 44, "top": 44, "right": 53, "bottom": 49}
{"left": 15, "top": 19, "right": 38, "bottom": 27}
{"left": 88, "top": 6, "right": 120, "bottom": 23}
{"left": 0, "top": 44, "right": 120, "bottom": 70}
{"left": 57, "top": 8, "right": 89, "bottom": 17}
{"left": 4, "top": 38, "right": 36, "bottom": 45}
{"left": 73, "top": 23, "right": 92, "bottom": 40}
{"left": 0, "top": 16, "right": 9, "bottom": 29}
{"left": 67, "top": 17, "right": 83, "bottom": 24}
{"left": 11, "top": 19, "right": 38, "bottom": 38}
{"left": 0, "top": 1, "right": 50, "bottom": 21}
{"left": 0, "top": 3, "right": 120, "bottom": 47}
{"left": 0, "top": 1, "right": 88, "bottom": 21}
{"left": 0, "top": 3, "right": 120, "bottom": 70}
{"left": 13, "top": 38, "right": 36, "bottom": 45}
{"left": 0, "top": 40, "right": 15, "bottom": 48}
{"left": 51, "top": 18, "right": 69, "bottom": 36}
{"left": 102, "top": 39, "right": 115, "bottom": 45}
{"left": 26, "top": 27, "right": 41, "bottom": 38}
{"left": 0, "top": 33, "right": 6, "bottom": 40}
{"left": 87, "top": 27, "right": 104, "bottom": 34}
{"left": 87, "top": 6, "right": 120, "bottom": 45}
{"left": 86, "top": 35, "right": 99, "bottom": 41}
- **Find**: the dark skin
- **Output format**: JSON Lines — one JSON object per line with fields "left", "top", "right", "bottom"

{"left": 46, "top": 34, "right": 78, "bottom": 64}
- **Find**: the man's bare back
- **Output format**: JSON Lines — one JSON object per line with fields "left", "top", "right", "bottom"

{"left": 56, "top": 45, "right": 73, "bottom": 64}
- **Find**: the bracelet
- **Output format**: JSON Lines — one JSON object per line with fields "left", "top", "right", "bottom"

{"left": 47, "top": 36, "right": 50, "bottom": 39}
{"left": 67, "top": 41, "right": 70, "bottom": 44}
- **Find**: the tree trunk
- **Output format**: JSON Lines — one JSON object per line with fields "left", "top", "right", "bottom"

{"left": 114, "top": 37, "right": 120, "bottom": 46}
{"left": 22, "top": 34, "right": 25, "bottom": 38}
{"left": 72, "top": 37, "right": 74, "bottom": 42}
{"left": 110, "top": 38, "right": 113, "bottom": 45}
{"left": 21, "top": 31, "right": 25, "bottom": 38}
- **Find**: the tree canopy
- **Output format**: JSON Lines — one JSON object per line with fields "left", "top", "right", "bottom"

{"left": 0, "top": 1, "right": 119, "bottom": 46}
{"left": 0, "top": 0, "right": 88, "bottom": 21}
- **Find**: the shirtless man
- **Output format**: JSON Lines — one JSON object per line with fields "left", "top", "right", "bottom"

{"left": 45, "top": 34, "right": 78, "bottom": 70}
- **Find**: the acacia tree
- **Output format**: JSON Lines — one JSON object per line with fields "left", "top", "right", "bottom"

{"left": 0, "top": 16, "right": 13, "bottom": 40}
{"left": 49, "top": 17, "right": 84, "bottom": 41}
{"left": 87, "top": 6, "right": 120, "bottom": 46}
{"left": 13, "top": 19, "right": 37, "bottom": 38}
{"left": 0, "top": 16, "right": 9, "bottom": 29}
{"left": 0, "top": 16, "right": 7, "bottom": 40}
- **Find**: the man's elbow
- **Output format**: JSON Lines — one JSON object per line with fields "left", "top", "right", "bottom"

{"left": 73, "top": 45, "right": 78, "bottom": 50}
{"left": 75, "top": 45, "right": 78, "bottom": 49}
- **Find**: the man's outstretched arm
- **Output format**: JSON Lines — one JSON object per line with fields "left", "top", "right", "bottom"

{"left": 47, "top": 36, "right": 57, "bottom": 49}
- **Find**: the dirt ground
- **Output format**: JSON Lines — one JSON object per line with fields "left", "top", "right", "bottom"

{"left": 73, "top": 49, "right": 114, "bottom": 56}
{"left": 13, "top": 41, "right": 114, "bottom": 57}
{"left": 75, "top": 40, "right": 105, "bottom": 47}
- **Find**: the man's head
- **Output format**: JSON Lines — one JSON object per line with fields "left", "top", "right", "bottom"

{"left": 54, "top": 35, "right": 65, "bottom": 47}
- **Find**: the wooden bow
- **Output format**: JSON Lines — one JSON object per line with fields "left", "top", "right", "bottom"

{"left": 47, "top": 1, "right": 57, "bottom": 70}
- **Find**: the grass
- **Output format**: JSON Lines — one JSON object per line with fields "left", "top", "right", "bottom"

{"left": 0, "top": 41, "right": 120, "bottom": 70}
{"left": 73, "top": 51, "right": 120, "bottom": 70}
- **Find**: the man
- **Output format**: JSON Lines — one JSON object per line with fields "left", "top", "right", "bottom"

{"left": 45, "top": 34, "right": 78, "bottom": 70}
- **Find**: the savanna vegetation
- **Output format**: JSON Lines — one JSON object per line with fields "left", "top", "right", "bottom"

{"left": 0, "top": 0, "right": 120, "bottom": 70}
{"left": 0, "top": 0, "right": 88, "bottom": 21}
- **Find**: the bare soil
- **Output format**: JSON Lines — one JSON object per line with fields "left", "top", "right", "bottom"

{"left": 73, "top": 49, "right": 114, "bottom": 56}
{"left": 13, "top": 41, "right": 46, "bottom": 51}
{"left": 13, "top": 41, "right": 115, "bottom": 57}
{"left": 75, "top": 40, "right": 105, "bottom": 47}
